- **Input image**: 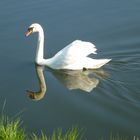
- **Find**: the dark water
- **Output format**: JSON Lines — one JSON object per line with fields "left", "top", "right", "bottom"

{"left": 0, "top": 0, "right": 140, "bottom": 139}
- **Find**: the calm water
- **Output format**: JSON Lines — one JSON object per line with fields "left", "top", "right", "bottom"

{"left": 0, "top": 0, "right": 140, "bottom": 139}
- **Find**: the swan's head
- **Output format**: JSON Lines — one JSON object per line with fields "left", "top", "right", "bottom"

{"left": 25, "top": 23, "right": 43, "bottom": 36}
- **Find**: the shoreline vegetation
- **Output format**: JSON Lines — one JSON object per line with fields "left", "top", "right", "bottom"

{"left": 0, "top": 115, "right": 83, "bottom": 140}
{"left": 0, "top": 115, "right": 139, "bottom": 140}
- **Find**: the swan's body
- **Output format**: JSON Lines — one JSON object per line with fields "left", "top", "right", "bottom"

{"left": 26, "top": 23, "right": 111, "bottom": 70}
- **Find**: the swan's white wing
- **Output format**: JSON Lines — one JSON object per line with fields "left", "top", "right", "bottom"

{"left": 45, "top": 40, "right": 97, "bottom": 69}
{"left": 43, "top": 40, "right": 110, "bottom": 70}
{"left": 54, "top": 40, "right": 97, "bottom": 58}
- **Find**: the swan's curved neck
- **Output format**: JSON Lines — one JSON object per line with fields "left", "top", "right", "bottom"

{"left": 36, "top": 28, "right": 45, "bottom": 64}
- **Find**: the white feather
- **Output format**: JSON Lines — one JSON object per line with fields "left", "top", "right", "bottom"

{"left": 26, "top": 23, "right": 111, "bottom": 70}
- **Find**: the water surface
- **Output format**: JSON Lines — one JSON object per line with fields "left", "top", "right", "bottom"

{"left": 0, "top": 0, "right": 140, "bottom": 139}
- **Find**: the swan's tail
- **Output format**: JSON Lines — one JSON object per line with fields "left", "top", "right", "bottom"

{"left": 83, "top": 58, "right": 111, "bottom": 69}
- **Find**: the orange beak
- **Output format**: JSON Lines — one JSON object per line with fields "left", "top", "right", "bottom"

{"left": 25, "top": 30, "right": 32, "bottom": 37}
{"left": 25, "top": 27, "right": 33, "bottom": 37}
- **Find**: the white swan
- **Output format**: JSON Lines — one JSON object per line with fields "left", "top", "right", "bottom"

{"left": 25, "top": 23, "right": 111, "bottom": 70}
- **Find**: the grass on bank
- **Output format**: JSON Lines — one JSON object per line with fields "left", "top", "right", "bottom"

{"left": 100, "top": 133, "right": 128, "bottom": 140}
{"left": 31, "top": 127, "right": 83, "bottom": 140}
{"left": 0, "top": 116, "right": 26, "bottom": 140}
{"left": 0, "top": 115, "right": 139, "bottom": 140}
{"left": 0, "top": 115, "right": 83, "bottom": 140}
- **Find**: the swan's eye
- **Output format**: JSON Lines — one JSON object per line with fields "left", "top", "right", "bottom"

{"left": 28, "top": 27, "right": 33, "bottom": 32}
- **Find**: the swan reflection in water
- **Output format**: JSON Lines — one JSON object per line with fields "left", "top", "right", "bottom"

{"left": 27, "top": 64, "right": 109, "bottom": 101}
{"left": 27, "top": 64, "right": 47, "bottom": 101}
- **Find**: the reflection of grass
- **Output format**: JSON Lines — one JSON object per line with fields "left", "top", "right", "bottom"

{"left": 0, "top": 115, "right": 139, "bottom": 140}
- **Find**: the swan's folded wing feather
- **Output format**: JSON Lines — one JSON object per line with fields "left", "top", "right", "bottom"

{"left": 46, "top": 40, "right": 97, "bottom": 69}
{"left": 54, "top": 40, "right": 97, "bottom": 58}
